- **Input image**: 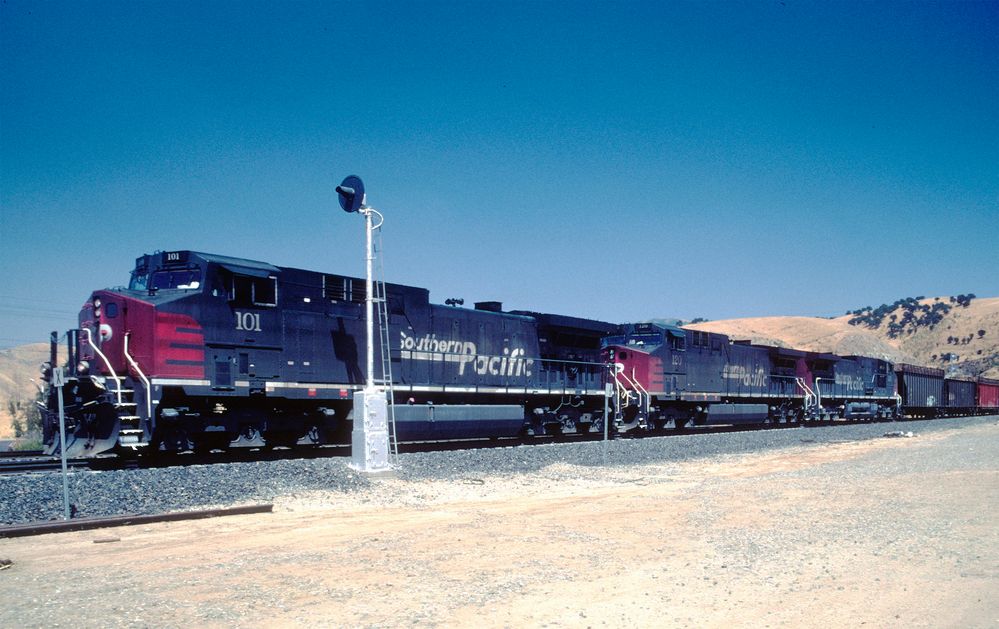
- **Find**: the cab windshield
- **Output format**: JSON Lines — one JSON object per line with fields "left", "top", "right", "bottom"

{"left": 150, "top": 269, "right": 202, "bottom": 290}
{"left": 627, "top": 333, "right": 664, "bottom": 346}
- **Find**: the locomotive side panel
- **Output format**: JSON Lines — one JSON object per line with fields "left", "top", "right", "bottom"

{"left": 684, "top": 330, "right": 727, "bottom": 395}
{"left": 395, "top": 304, "right": 541, "bottom": 392}
{"left": 719, "top": 342, "right": 772, "bottom": 398}
{"left": 828, "top": 358, "right": 866, "bottom": 400}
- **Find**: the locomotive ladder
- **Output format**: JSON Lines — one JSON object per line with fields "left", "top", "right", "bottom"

{"left": 82, "top": 326, "right": 147, "bottom": 449}
{"left": 373, "top": 231, "right": 399, "bottom": 460}
{"left": 113, "top": 388, "right": 146, "bottom": 448}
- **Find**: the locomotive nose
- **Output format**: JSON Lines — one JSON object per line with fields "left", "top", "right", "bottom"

{"left": 82, "top": 294, "right": 121, "bottom": 342}
{"left": 78, "top": 291, "right": 126, "bottom": 371}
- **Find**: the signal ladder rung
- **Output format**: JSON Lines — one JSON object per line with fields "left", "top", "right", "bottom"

{"left": 373, "top": 236, "right": 398, "bottom": 461}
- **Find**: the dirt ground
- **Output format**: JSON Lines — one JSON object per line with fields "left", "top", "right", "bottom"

{"left": 2, "top": 423, "right": 998, "bottom": 628}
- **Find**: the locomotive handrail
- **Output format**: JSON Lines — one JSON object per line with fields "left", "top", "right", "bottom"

{"left": 814, "top": 377, "right": 825, "bottom": 411}
{"left": 612, "top": 365, "right": 646, "bottom": 414}
{"left": 630, "top": 367, "right": 651, "bottom": 414}
{"left": 795, "top": 377, "right": 816, "bottom": 412}
{"left": 123, "top": 332, "right": 152, "bottom": 420}
{"left": 614, "top": 377, "right": 629, "bottom": 416}
{"left": 82, "top": 327, "right": 123, "bottom": 406}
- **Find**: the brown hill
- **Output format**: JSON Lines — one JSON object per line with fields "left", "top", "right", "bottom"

{"left": 687, "top": 296, "right": 999, "bottom": 379}
{"left": 0, "top": 343, "right": 49, "bottom": 439}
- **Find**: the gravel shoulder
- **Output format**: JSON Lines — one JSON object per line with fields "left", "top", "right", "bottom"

{"left": 2, "top": 417, "right": 998, "bottom": 627}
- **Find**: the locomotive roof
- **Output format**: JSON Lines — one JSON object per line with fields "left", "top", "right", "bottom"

{"left": 624, "top": 321, "right": 685, "bottom": 337}
{"left": 510, "top": 311, "right": 619, "bottom": 334}
{"left": 196, "top": 252, "right": 282, "bottom": 274}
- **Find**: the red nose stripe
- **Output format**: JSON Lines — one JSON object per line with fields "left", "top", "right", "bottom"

{"left": 154, "top": 312, "right": 205, "bottom": 377}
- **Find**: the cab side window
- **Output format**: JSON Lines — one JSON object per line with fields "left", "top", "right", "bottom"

{"left": 230, "top": 274, "right": 277, "bottom": 307}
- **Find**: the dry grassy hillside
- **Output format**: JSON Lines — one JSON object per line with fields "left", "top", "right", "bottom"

{"left": 686, "top": 316, "right": 910, "bottom": 362}
{"left": 687, "top": 296, "right": 999, "bottom": 379}
{"left": 0, "top": 343, "right": 49, "bottom": 439}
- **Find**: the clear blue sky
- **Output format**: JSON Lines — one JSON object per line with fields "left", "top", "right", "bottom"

{"left": 1, "top": 0, "right": 997, "bottom": 348}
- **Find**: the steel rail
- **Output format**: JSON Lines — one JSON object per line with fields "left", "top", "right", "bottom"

{"left": 0, "top": 457, "right": 89, "bottom": 475}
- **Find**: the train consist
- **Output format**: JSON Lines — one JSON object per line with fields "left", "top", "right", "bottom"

{"left": 38, "top": 250, "right": 999, "bottom": 457}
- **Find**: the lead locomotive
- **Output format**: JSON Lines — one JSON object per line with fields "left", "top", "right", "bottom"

{"left": 40, "top": 250, "right": 615, "bottom": 456}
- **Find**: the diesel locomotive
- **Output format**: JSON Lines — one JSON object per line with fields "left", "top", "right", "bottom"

{"left": 603, "top": 322, "right": 899, "bottom": 432}
{"left": 40, "top": 250, "right": 615, "bottom": 456}
{"left": 38, "top": 249, "right": 999, "bottom": 457}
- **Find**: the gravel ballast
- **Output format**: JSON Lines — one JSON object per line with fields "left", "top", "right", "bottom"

{"left": 1, "top": 415, "right": 995, "bottom": 526}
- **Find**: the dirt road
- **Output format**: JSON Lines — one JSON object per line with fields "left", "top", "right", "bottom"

{"left": 2, "top": 423, "right": 997, "bottom": 628}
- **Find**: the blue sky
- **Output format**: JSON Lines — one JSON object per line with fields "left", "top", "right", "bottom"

{"left": 1, "top": 0, "right": 997, "bottom": 348}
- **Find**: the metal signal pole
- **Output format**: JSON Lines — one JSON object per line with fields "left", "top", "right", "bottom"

{"left": 337, "top": 175, "right": 391, "bottom": 473}
{"left": 364, "top": 205, "right": 375, "bottom": 390}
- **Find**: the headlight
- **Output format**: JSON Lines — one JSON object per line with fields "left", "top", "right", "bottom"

{"left": 93, "top": 298, "right": 101, "bottom": 308}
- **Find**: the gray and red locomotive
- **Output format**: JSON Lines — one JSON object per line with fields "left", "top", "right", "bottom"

{"left": 40, "top": 250, "right": 999, "bottom": 457}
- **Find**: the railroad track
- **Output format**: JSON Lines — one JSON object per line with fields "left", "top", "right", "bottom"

{"left": 0, "top": 456, "right": 90, "bottom": 475}
{"left": 0, "top": 415, "right": 938, "bottom": 474}
{"left": 0, "top": 449, "right": 44, "bottom": 458}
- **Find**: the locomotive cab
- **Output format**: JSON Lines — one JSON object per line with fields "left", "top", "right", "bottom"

{"left": 41, "top": 251, "right": 217, "bottom": 455}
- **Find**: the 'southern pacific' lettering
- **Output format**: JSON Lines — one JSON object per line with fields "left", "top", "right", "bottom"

{"left": 399, "top": 330, "right": 533, "bottom": 377}
{"left": 834, "top": 373, "right": 865, "bottom": 391}
{"left": 722, "top": 364, "right": 768, "bottom": 387}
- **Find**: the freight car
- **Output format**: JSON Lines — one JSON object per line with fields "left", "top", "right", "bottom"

{"left": 601, "top": 323, "right": 899, "bottom": 432}
{"left": 894, "top": 364, "right": 997, "bottom": 418}
{"left": 943, "top": 378, "right": 977, "bottom": 416}
{"left": 895, "top": 364, "right": 945, "bottom": 418}
{"left": 979, "top": 378, "right": 999, "bottom": 413}
{"left": 39, "top": 250, "right": 617, "bottom": 457}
